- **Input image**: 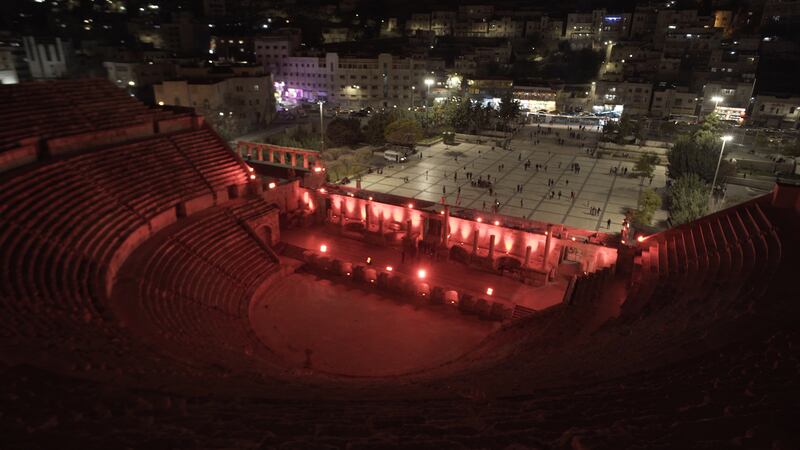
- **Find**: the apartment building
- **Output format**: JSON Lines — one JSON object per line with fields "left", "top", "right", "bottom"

{"left": 431, "top": 11, "right": 457, "bottom": 36}
{"left": 700, "top": 81, "right": 754, "bottom": 118}
{"left": 708, "top": 38, "right": 759, "bottom": 82}
{"left": 594, "top": 80, "right": 653, "bottom": 116}
{"left": 749, "top": 94, "right": 800, "bottom": 129}
{"left": 104, "top": 61, "right": 176, "bottom": 89}
{"left": 153, "top": 74, "right": 274, "bottom": 126}
{"left": 22, "top": 36, "right": 74, "bottom": 79}
{"left": 761, "top": 0, "right": 800, "bottom": 25}
{"left": 650, "top": 84, "right": 699, "bottom": 119}
{"left": 0, "top": 35, "right": 28, "bottom": 84}
{"left": 270, "top": 52, "right": 445, "bottom": 109}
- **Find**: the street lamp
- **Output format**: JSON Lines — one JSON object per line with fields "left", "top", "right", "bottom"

{"left": 424, "top": 78, "right": 434, "bottom": 105}
{"left": 710, "top": 135, "right": 733, "bottom": 208}
{"left": 318, "top": 100, "right": 325, "bottom": 153}
{"left": 711, "top": 95, "right": 723, "bottom": 112}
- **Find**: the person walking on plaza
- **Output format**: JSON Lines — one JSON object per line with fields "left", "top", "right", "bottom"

{"left": 607, "top": 219, "right": 611, "bottom": 229}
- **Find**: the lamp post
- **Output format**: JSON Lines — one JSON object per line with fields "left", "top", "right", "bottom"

{"left": 710, "top": 135, "right": 733, "bottom": 209}
{"left": 711, "top": 95, "right": 723, "bottom": 114}
{"left": 411, "top": 85, "right": 415, "bottom": 109}
{"left": 318, "top": 100, "right": 325, "bottom": 153}
{"left": 424, "top": 78, "right": 434, "bottom": 106}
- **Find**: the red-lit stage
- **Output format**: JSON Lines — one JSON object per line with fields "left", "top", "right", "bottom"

{"left": 251, "top": 273, "right": 496, "bottom": 376}
{"left": 281, "top": 227, "right": 574, "bottom": 311}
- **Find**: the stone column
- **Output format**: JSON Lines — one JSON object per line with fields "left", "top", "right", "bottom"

{"left": 472, "top": 228, "right": 479, "bottom": 255}
{"left": 542, "top": 224, "right": 553, "bottom": 270}
{"left": 524, "top": 245, "right": 532, "bottom": 266}
{"left": 291, "top": 152, "right": 297, "bottom": 167}
{"left": 442, "top": 206, "right": 450, "bottom": 245}
{"left": 488, "top": 234, "right": 496, "bottom": 260}
{"left": 378, "top": 211, "right": 384, "bottom": 235}
{"left": 302, "top": 153, "right": 309, "bottom": 169}
{"left": 339, "top": 200, "right": 345, "bottom": 227}
{"left": 268, "top": 149, "right": 274, "bottom": 163}
{"left": 365, "top": 202, "right": 371, "bottom": 230}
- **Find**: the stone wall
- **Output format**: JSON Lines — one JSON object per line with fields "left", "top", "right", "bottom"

{"left": 321, "top": 192, "right": 618, "bottom": 274}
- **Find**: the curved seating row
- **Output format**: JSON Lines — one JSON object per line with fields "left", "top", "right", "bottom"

{"left": 0, "top": 125, "right": 251, "bottom": 341}
{"left": 125, "top": 198, "right": 280, "bottom": 366}
{"left": 564, "top": 265, "right": 615, "bottom": 306}
{"left": 0, "top": 79, "right": 154, "bottom": 148}
{"left": 622, "top": 200, "right": 782, "bottom": 318}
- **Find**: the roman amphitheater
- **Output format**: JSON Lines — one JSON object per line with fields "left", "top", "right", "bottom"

{"left": 1, "top": 80, "right": 798, "bottom": 449}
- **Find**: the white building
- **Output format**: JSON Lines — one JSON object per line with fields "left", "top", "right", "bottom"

{"left": 594, "top": 80, "right": 653, "bottom": 116}
{"left": 749, "top": 95, "right": 800, "bottom": 129}
{"left": 0, "top": 47, "right": 19, "bottom": 84}
{"left": 262, "top": 48, "right": 445, "bottom": 109}
{"left": 23, "top": 36, "right": 73, "bottom": 79}
{"left": 650, "top": 85, "right": 699, "bottom": 119}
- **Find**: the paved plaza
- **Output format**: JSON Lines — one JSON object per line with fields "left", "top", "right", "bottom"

{"left": 358, "top": 124, "right": 668, "bottom": 233}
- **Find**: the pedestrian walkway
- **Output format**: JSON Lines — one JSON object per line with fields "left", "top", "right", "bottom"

{"left": 356, "top": 124, "right": 668, "bottom": 232}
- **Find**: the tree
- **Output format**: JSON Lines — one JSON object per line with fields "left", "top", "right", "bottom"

{"left": 667, "top": 174, "right": 709, "bottom": 225}
{"left": 780, "top": 138, "right": 800, "bottom": 157}
{"left": 438, "top": 96, "right": 476, "bottom": 133}
{"left": 363, "top": 112, "right": 396, "bottom": 146}
{"left": 325, "top": 118, "right": 362, "bottom": 148}
{"left": 634, "top": 152, "right": 659, "bottom": 180}
{"left": 667, "top": 134, "right": 734, "bottom": 184}
{"left": 496, "top": 91, "right": 521, "bottom": 131}
{"left": 632, "top": 188, "right": 662, "bottom": 227}
{"left": 384, "top": 119, "right": 423, "bottom": 147}
{"left": 618, "top": 116, "right": 643, "bottom": 143}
